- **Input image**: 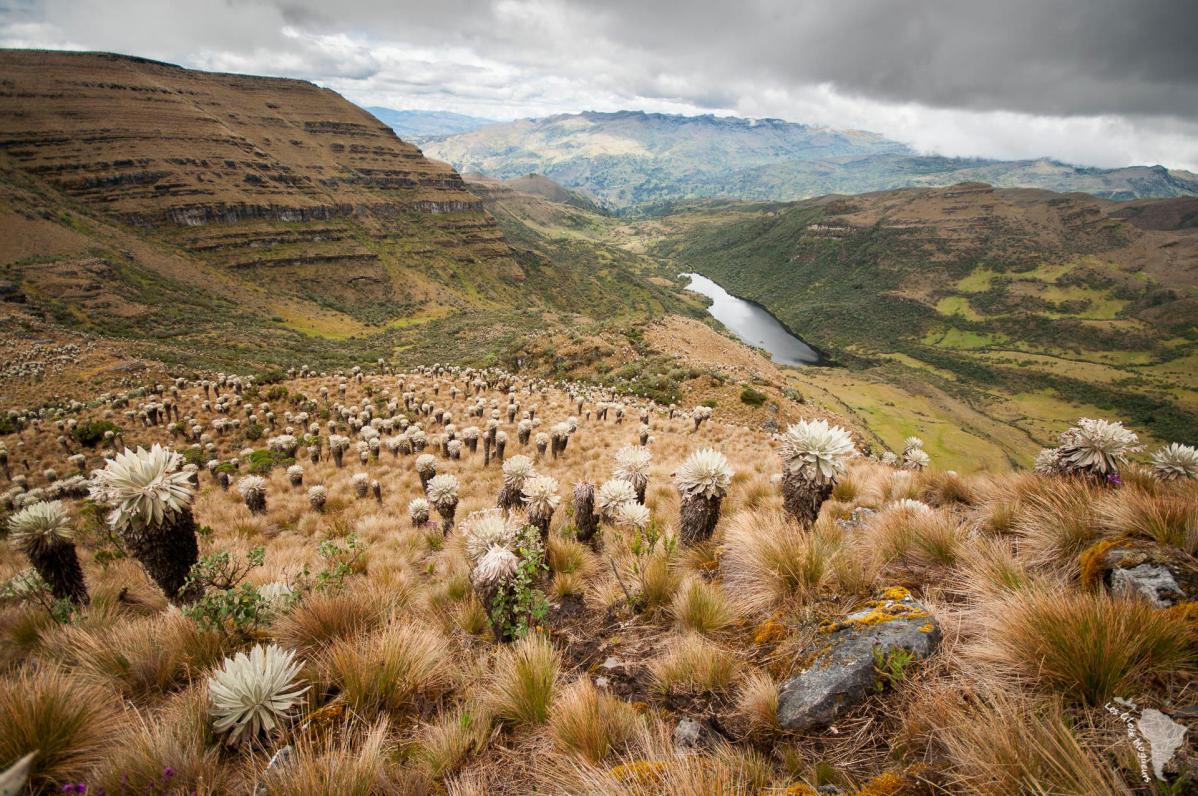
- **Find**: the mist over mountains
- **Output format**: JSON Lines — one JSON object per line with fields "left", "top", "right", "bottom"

{"left": 417, "top": 110, "right": 1198, "bottom": 211}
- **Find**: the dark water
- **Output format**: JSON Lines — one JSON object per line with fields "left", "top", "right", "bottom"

{"left": 682, "top": 272, "right": 823, "bottom": 366}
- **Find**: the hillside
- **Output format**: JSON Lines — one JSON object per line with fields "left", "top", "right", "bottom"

{"left": 0, "top": 52, "right": 677, "bottom": 386}
{"left": 645, "top": 184, "right": 1198, "bottom": 464}
{"left": 422, "top": 111, "right": 1198, "bottom": 211}
{"left": 364, "top": 107, "right": 495, "bottom": 139}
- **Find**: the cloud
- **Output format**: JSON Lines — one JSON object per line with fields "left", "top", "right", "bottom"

{"left": 2, "top": 0, "right": 1196, "bottom": 170}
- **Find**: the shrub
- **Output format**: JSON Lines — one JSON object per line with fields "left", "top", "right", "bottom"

{"left": 71, "top": 420, "right": 120, "bottom": 448}
{"left": 739, "top": 387, "right": 767, "bottom": 407}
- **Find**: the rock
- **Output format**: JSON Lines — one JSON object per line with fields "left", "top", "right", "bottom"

{"left": 835, "top": 507, "right": 876, "bottom": 533}
{"left": 1110, "top": 563, "right": 1184, "bottom": 607}
{"left": 776, "top": 587, "right": 941, "bottom": 731}
{"left": 672, "top": 717, "right": 714, "bottom": 750}
{"left": 1083, "top": 539, "right": 1198, "bottom": 607}
{"left": 1138, "top": 709, "right": 1187, "bottom": 781}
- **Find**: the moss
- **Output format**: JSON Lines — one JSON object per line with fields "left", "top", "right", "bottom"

{"left": 851, "top": 770, "right": 911, "bottom": 796}
{"left": 610, "top": 760, "right": 669, "bottom": 786}
{"left": 780, "top": 784, "right": 820, "bottom": 796}
{"left": 1165, "top": 601, "right": 1198, "bottom": 633}
{"left": 1078, "top": 536, "right": 1121, "bottom": 591}
{"left": 753, "top": 618, "right": 788, "bottom": 646}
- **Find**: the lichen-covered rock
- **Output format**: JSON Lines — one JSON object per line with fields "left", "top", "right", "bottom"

{"left": 1081, "top": 538, "right": 1198, "bottom": 607}
{"left": 776, "top": 587, "right": 941, "bottom": 731}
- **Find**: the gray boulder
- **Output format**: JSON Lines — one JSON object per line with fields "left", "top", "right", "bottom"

{"left": 777, "top": 588, "right": 940, "bottom": 731}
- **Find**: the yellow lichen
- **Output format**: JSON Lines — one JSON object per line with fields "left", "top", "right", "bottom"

{"left": 1166, "top": 600, "right": 1198, "bottom": 631}
{"left": 610, "top": 760, "right": 669, "bottom": 786}
{"left": 820, "top": 600, "right": 930, "bottom": 634}
{"left": 879, "top": 586, "right": 911, "bottom": 601}
{"left": 918, "top": 621, "right": 934, "bottom": 633}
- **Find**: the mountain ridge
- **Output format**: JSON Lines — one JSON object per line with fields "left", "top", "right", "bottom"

{"left": 422, "top": 110, "right": 1198, "bottom": 210}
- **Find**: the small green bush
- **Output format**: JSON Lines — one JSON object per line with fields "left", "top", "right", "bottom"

{"left": 71, "top": 420, "right": 120, "bottom": 448}
{"left": 739, "top": 387, "right": 767, "bottom": 407}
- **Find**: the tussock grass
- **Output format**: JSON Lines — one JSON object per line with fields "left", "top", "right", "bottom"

{"left": 40, "top": 612, "right": 226, "bottom": 699}
{"left": 550, "top": 677, "right": 642, "bottom": 763}
{"left": 92, "top": 685, "right": 229, "bottom": 794}
{"left": 650, "top": 633, "right": 738, "bottom": 693}
{"left": 320, "top": 622, "right": 453, "bottom": 717}
{"left": 720, "top": 510, "right": 838, "bottom": 612}
{"left": 731, "top": 670, "right": 780, "bottom": 739}
{"left": 1012, "top": 480, "right": 1101, "bottom": 569}
{"left": 908, "top": 684, "right": 1128, "bottom": 795}
{"left": 273, "top": 586, "right": 390, "bottom": 656}
{"left": 671, "top": 577, "right": 736, "bottom": 635}
{"left": 414, "top": 704, "right": 492, "bottom": 780}
{"left": 486, "top": 632, "right": 561, "bottom": 726}
{"left": 975, "top": 589, "right": 1196, "bottom": 705}
{"left": 257, "top": 719, "right": 431, "bottom": 795}
{"left": 0, "top": 666, "right": 124, "bottom": 792}
{"left": 1096, "top": 488, "right": 1198, "bottom": 554}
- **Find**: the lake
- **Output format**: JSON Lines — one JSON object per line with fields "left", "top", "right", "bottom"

{"left": 682, "top": 272, "right": 823, "bottom": 366}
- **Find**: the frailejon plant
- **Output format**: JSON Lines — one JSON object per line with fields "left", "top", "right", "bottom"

{"left": 522, "top": 475, "right": 561, "bottom": 540}
{"left": 90, "top": 444, "right": 200, "bottom": 603}
{"left": 7, "top": 500, "right": 89, "bottom": 605}
{"left": 427, "top": 473, "right": 461, "bottom": 535}
{"left": 1042, "top": 418, "right": 1142, "bottom": 481}
{"left": 596, "top": 478, "right": 638, "bottom": 523}
{"left": 1151, "top": 443, "right": 1198, "bottom": 481}
{"left": 499, "top": 455, "right": 536, "bottom": 511}
{"left": 238, "top": 475, "right": 268, "bottom": 515}
{"left": 676, "top": 448, "right": 733, "bottom": 544}
{"left": 614, "top": 445, "right": 652, "bottom": 503}
{"left": 573, "top": 481, "right": 600, "bottom": 544}
{"left": 207, "top": 643, "right": 308, "bottom": 746}
{"left": 409, "top": 497, "right": 431, "bottom": 528}
{"left": 777, "top": 420, "right": 856, "bottom": 527}
{"left": 307, "top": 485, "right": 327, "bottom": 512}
{"left": 416, "top": 453, "right": 438, "bottom": 492}
{"left": 480, "top": 527, "right": 550, "bottom": 642}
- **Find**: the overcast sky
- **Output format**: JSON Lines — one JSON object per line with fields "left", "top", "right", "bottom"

{"left": 3, "top": 0, "right": 1198, "bottom": 170}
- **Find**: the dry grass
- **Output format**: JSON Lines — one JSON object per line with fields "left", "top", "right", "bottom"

{"left": 320, "top": 622, "right": 453, "bottom": 717}
{"left": 486, "top": 631, "right": 561, "bottom": 726}
{"left": 550, "top": 677, "right": 642, "bottom": 763}
{"left": 273, "top": 586, "right": 391, "bottom": 656}
{"left": 720, "top": 510, "right": 839, "bottom": 613}
{"left": 0, "top": 666, "right": 124, "bottom": 792}
{"left": 650, "top": 633, "right": 739, "bottom": 693}
{"left": 671, "top": 577, "right": 736, "bottom": 635}
{"left": 1011, "top": 480, "right": 1101, "bottom": 569}
{"left": 974, "top": 588, "right": 1196, "bottom": 705}
{"left": 1095, "top": 487, "right": 1198, "bottom": 554}
{"left": 907, "top": 684, "right": 1130, "bottom": 795}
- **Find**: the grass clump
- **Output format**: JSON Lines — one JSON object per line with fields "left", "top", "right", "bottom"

{"left": 550, "top": 678, "right": 642, "bottom": 764}
{"left": 979, "top": 589, "right": 1196, "bottom": 705}
{"left": 486, "top": 632, "right": 560, "bottom": 726}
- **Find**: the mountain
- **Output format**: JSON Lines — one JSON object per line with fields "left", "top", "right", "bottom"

{"left": 364, "top": 107, "right": 495, "bottom": 139}
{"left": 0, "top": 51, "right": 675, "bottom": 387}
{"left": 645, "top": 184, "right": 1198, "bottom": 461}
{"left": 422, "top": 110, "right": 1198, "bottom": 211}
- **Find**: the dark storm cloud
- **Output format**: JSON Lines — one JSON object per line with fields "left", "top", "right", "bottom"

{"left": 3, "top": 0, "right": 1197, "bottom": 169}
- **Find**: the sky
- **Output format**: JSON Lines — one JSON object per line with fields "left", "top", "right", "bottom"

{"left": 3, "top": 0, "right": 1198, "bottom": 171}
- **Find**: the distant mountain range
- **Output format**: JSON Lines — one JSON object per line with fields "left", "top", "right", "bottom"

{"left": 364, "top": 107, "right": 495, "bottom": 139}
{"left": 421, "top": 110, "right": 1198, "bottom": 211}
